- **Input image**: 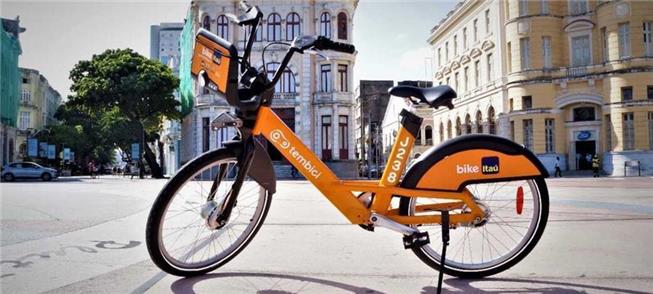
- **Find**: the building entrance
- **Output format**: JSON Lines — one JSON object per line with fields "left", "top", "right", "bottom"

{"left": 575, "top": 140, "right": 595, "bottom": 170}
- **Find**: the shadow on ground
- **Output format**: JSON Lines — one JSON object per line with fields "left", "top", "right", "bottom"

{"left": 165, "top": 272, "right": 650, "bottom": 294}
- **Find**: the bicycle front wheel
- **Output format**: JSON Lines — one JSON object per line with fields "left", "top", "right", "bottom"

{"left": 145, "top": 148, "right": 271, "bottom": 277}
{"left": 400, "top": 177, "right": 549, "bottom": 278}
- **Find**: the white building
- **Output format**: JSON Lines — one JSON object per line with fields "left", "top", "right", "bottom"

{"left": 429, "top": 1, "right": 507, "bottom": 144}
{"left": 182, "top": 0, "right": 359, "bottom": 177}
{"left": 150, "top": 22, "right": 183, "bottom": 176}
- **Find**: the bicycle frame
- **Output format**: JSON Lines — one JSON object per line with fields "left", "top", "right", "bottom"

{"left": 252, "top": 106, "right": 485, "bottom": 226}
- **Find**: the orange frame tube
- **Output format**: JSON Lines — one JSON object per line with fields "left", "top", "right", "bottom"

{"left": 252, "top": 106, "right": 481, "bottom": 225}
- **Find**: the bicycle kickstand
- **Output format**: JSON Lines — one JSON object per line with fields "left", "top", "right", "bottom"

{"left": 436, "top": 210, "right": 450, "bottom": 294}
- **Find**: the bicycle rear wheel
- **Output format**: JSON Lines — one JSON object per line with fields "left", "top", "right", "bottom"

{"left": 399, "top": 177, "right": 548, "bottom": 278}
{"left": 145, "top": 148, "right": 271, "bottom": 277}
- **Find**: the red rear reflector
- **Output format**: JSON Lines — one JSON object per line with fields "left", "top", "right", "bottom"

{"left": 516, "top": 186, "right": 524, "bottom": 215}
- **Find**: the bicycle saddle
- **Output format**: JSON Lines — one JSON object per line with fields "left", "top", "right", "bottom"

{"left": 388, "top": 85, "right": 456, "bottom": 110}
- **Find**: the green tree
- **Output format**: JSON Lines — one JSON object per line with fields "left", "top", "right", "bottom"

{"left": 66, "top": 48, "right": 180, "bottom": 178}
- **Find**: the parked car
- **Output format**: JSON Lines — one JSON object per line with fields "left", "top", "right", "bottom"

{"left": 1, "top": 162, "right": 59, "bottom": 182}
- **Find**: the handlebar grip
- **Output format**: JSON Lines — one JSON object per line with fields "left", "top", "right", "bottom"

{"left": 314, "top": 36, "right": 356, "bottom": 54}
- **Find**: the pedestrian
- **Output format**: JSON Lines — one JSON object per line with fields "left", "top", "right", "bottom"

{"left": 592, "top": 154, "right": 601, "bottom": 178}
{"left": 290, "top": 166, "right": 298, "bottom": 179}
{"left": 554, "top": 156, "right": 562, "bottom": 177}
{"left": 88, "top": 161, "right": 96, "bottom": 179}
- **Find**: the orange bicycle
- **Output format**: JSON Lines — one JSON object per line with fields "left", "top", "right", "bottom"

{"left": 146, "top": 2, "right": 549, "bottom": 279}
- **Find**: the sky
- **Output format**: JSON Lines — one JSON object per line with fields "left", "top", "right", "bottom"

{"left": 1, "top": 0, "right": 457, "bottom": 99}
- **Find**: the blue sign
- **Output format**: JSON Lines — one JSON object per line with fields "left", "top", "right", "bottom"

{"left": 47, "top": 145, "right": 56, "bottom": 159}
{"left": 577, "top": 131, "right": 592, "bottom": 141}
{"left": 63, "top": 148, "right": 71, "bottom": 161}
{"left": 39, "top": 142, "right": 48, "bottom": 158}
{"left": 131, "top": 143, "right": 140, "bottom": 160}
{"left": 28, "top": 139, "right": 38, "bottom": 157}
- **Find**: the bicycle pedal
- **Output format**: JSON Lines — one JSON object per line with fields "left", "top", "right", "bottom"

{"left": 403, "top": 231, "right": 430, "bottom": 249}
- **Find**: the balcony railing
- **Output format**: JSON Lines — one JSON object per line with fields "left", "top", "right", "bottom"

{"left": 566, "top": 66, "right": 587, "bottom": 78}
{"left": 273, "top": 92, "right": 299, "bottom": 100}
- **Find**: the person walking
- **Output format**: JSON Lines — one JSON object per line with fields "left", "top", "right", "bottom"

{"left": 592, "top": 154, "right": 601, "bottom": 178}
{"left": 554, "top": 156, "right": 562, "bottom": 177}
{"left": 290, "top": 166, "right": 299, "bottom": 179}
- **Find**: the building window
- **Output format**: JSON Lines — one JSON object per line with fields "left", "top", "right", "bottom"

{"left": 463, "top": 28, "right": 468, "bottom": 50}
{"left": 454, "top": 72, "right": 459, "bottom": 92}
{"left": 488, "top": 106, "right": 496, "bottom": 134}
{"left": 465, "top": 114, "right": 472, "bottom": 134}
{"left": 545, "top": 119, "right": 555, "bottom": 153}
{"left": 648, "top": 85, "right": 653, "bottom": 99}
{"left": 621, "top": 86, "right": 633, "bottom": 101}
{"left": 475, "top": 110, "right": 483, "bottom": 133}
{"left": 649, "top": 112, "right": 653, "bottom": 149}
{"left": 281, "top": 69, "right": 296, "bottom": 93}
{"left": 266, "top": 63, "right": 282, "bottom": 93}
{"left": 541, "top": 0, "right": 549, "bottom": 14}
{"left": 507, "top": 42, "right": 513, "bottom": 72}
{"left": 268, "top": 13, "right": 282, "bottom": 41}
{"left": 520, "top": 38, "right": 530, "bottom": 69}
{"left": 286, "top": 13, "right": 301, "bottom": 41}
{"left": 523, "top": 119, "right": 533, "bottom": 150}
{"left": 320, "top": 12, "right": 331, "bottom": 38}
{"left": 571, "top": 35, "right": 591, "bottom": 66}
{"left": 321, "top": 115, "right": 332, "bottom": 160}
{"left": 510, "top": 98, "right": 514, "bottom": 111}
{"left": 473, "top": 19, "right": 478, "bottom": 42}
{"left": 573, "top": 107, "right": 596, "bottom": 121}
{"left": 474, "top": 60, "right": 480, "bottom": 88}
{"left": 487, "top": 53, "right": 493, "bottom": 82}
{"left": 447, "top": 120, "right": 452, "bottom": 139}
{"left": 425, "top": 125, "right": 433, "bottom": 145}
{"left": 619, "top": 22, "right": 630, "bottom": 58}
{"left": 463, "top": 67, "right": 469, "bottom": 93}
{"left": 601, "top": 27, "right": 608, "bottom": 62}
{"left": 542, "top": 36, "right": 552, "bottom": 68}
{"left": 338, "top": 64, "right": 348, "bottom": 92}
{"left": 21, "top": 90, "right": 31, "bottom": 104}
{"left": 415, "top": 127, "right": 422, "bottom": 145}
{"left": 519, "top": 0, "right": 527, "bottom": 16}
{"left": 622, "top": 112, "right": 635, "bottom": 150}
{"left": 485, "top": 9, "right": 490, "bottom": 35}
{"left": 522, "top": 96, "right": 532, "bottom": 110}
{"left": 437, "top": 48, "right": 441, "bottom": 67}
{"left": 455, "top": 117, "right": 462, "bottom": 136}
{"left": 569, "top": 0, "right": 588, "bottom": 15}
{"left": 19, "top": 111, "right": 30, "bottom": 130}
{"left": 339, "top": 115, "right": 348, "bottom": 159}
{"left": 320, "top": 64, "right": 331, "bottom": 92}
{"left": 644, "top": 21, "right": 652, "bottom": 56}
{"left": 337, "top": 12, "right": 348, "bottom": 40}
{"left": 217, "top": 15, "right": 229, "bottom": 39}
{"left": 202, "top": 15, "right": 210, "bottom": 31}
{"left": 510, "top": 121, "right": 515, "bottom": 140}
{"left": 453, "top": 35, "right": 458, "bottom": 56}
{"left": 202, "top": 117, "right": 210, "bottom": 152}
{"left": 605, "top": 114, "right": 612, "bottom": 151}
{"left": 445, "top": 41, "right": 449, "bottom": 61}
{"left": 439, "top": 122, "right": 444, "bottom": 142}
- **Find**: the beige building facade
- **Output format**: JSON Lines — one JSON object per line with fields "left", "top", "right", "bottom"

{"left": 16, "top": 68, "right": 62, "bottom": 158}
{"left": 430, "top": 0, "right": 653, "bottom": 176}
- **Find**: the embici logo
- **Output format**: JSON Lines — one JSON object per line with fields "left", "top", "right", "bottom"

{"left": 270, "top": 129, "right": 322, "bottom": 179}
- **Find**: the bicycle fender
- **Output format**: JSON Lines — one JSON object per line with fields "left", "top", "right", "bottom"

{"left": 223, "top": 139, "right": 276, "bottom": 194}
{"left": 400, "top": 134, "right": 548, "bottom": 191}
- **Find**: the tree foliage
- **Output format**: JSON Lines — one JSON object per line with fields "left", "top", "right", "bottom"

{"left": 55, "top": 48, "right": 180, "bottom": 178}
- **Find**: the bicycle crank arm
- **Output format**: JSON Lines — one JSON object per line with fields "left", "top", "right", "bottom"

{"left": 369, "top": 213, "right": 419, "bottom": 235}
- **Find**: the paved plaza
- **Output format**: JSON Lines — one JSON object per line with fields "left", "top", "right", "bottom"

{"left": 1, "top": 175, "right": 652, "bottom": 293}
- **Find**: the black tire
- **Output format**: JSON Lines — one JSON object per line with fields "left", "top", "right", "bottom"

{"left": 399, "top": 177, "right": 549, "bottom": 278}
{"left": 41, "top": 173, "right": 52, "bottom": 181}
{"left": 3, "top": 173, "right": 14, "bottom": 182}
{"left": 145, "top": 148, "right": 272, "bottom": 277}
